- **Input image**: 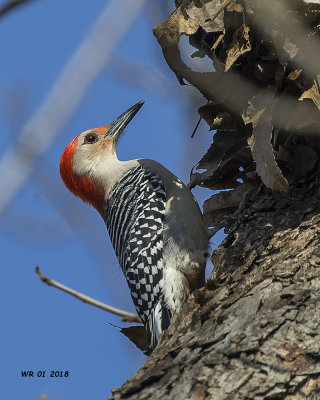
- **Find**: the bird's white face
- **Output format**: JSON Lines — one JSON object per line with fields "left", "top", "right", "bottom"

{"left": 59, "top": 125, "right": 118, "bottom": 215}
{"left": 72, "top": 126, "right": 117, "bottom": 179}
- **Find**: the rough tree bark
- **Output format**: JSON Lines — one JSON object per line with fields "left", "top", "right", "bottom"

{"left": 110, "top": 1, "right": 320, "bottom": 398}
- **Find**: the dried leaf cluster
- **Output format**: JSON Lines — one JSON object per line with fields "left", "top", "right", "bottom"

{"left": 154, "top": 0, "right": 320, "bottom": 228}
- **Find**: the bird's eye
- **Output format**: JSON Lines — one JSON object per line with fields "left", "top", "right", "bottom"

{"left": 84, "top": 132, "right": 98, "bottom": 144}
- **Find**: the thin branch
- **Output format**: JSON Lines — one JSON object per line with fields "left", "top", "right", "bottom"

{"left": 35, "top": 266, "right": 141, "bottom": 323}
{"left": 212, "top": 29, "right": 226, "bottom": 51}
{"left": 211, "top": 0, "right": 232, "bottom": 22}
{"left": 191, "top": 115, "right": 203, "bottom": 138}
{"left": 191, "top": 100, "right": 209, "bottom": 138}
{"left": 0, "top": 0, "right": 35, "bottom": 18}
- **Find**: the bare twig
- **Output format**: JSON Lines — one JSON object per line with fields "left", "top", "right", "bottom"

{"left": 191, "top": 115, "right": 203, "bottom": 138}
{"left": 211, "top": 0, "right": 232, "bottom": 22}
{"left": 35, "top": 266, "right": 141, "bottom": 323}
{"left": 212, "top": 29, "right": 226, "bottom": 51}
{"left": 0, "top": 0, "right": 35, "bottom": 18}
{"left": 191, "top": 100, "right": 209, "bottom": 138}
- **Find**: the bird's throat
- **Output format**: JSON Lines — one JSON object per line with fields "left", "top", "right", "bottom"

{"left": 71, "top": 174, "right": 105, "bottom": 216}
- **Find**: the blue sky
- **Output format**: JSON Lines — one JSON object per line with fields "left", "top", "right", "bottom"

{"left": 0, "top": 1, "right": 222, "bottom": 399}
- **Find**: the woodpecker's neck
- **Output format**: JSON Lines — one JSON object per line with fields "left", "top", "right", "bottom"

{"left": 72, "top": 154, "right": 139, "bottom": 215}
{"left": 89, "top": 154, "right": 139, "bottom": 196}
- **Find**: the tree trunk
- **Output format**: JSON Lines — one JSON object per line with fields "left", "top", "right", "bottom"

{"left": 110, "top": 180, "right": 320, "bottom": 399}
{"left": 111, "top": 1, "right": 320, "bottom": 397}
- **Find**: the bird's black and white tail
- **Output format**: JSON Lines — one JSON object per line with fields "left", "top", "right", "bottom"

{"left": 146, "top": 297, "right": 172, "bottom": 350}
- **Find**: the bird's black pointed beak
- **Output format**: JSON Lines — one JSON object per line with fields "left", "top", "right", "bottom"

{"left": 105, "top": 100, "right": 144, "bottom": 141}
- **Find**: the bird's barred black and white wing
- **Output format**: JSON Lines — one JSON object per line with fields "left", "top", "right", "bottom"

{"left": 105, "top": 166, "right": 172, "bottom": 349}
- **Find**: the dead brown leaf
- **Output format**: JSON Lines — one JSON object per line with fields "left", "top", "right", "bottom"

{"left": 203, "top": 182, "right": 254, "bottom": 226}
{"left": 299, "top": 79, "right": 320, "bottom": 110}
{"left": 198, "top": 102, "right": 237, "bottom": 130}
{"left": 120, "top": 325, "right": 150, "bottom": 355}
{"left": 243, "top": 91, "right": 288, "bottom": 191}
{"left": 191, "top": 146, "right": 253, "bottom": 190}
{"left": 282, "top": 37, "right": 299, "bottom": 62}
{"left": 225, "top": 24, "right": 251, "bottom": 71}
{"left": 227, "top": 1, "right": 243, "bottom": 13}
{"left": 195, "top": 129, "right": 247, "bottom": 177}
{"left": 288, "top": 69, "right": 302, "bottom": 81}
{"left": 248, "top": 108, "right": 288, "bottom": 192}
{"left": 153, "top": 0, "right": 226, "bottom": 83}
{"left": 185, "top": 0, "right": 225, "bottom": 32}
{"left": 242, "top": 101, "right": 265, "bottom": 127}
{"left": 283, "top": 144, "right": 317, "bottom": 178}
{"left": 153, "top": 7, "right": 199, "bottom": 83}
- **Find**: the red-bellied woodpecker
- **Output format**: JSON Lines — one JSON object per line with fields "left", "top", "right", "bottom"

{"left": 59, "top": 101, "right": 210, "bottom": 350}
